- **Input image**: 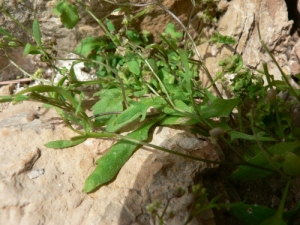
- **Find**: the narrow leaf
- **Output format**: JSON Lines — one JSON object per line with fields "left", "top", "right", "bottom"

{"left": 228, "top": 130, "right": 276, "bottom": 142}
{"left": 33, "top": 19, "right": 42, "bottom": 46}
{"left": 0, "top": 26, "right": 14, "bottom": 38}
{"left": 179, "top": 49, "right": 192, "bottom": 94}
{"left": 82, "top": 117, "right": 163, "bottom": 193}
{"left": 160, "top": 116, "right": 198, "bottom": 125}
{"left": 23, "top": 43, "right": 40, "bottom": 56}
{"left": 106, "top": 97, "right": 165, "bottom": 132}
{"left": 45, "top": 138, "right": 86, "bottom": 149}
{"left": 105, "top": 19, "right": 115, "bottom": 32}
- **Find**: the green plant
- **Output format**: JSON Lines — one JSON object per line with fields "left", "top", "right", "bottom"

{"left": 1, "top": 0, "right": 300, "bottom": 224}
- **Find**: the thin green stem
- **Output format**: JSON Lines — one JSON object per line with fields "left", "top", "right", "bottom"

{"left": 76, "top": 0, "right": 121, "bottom": 46}
{"left": 250, "top": 110, "right": 289, "bottom": 179}
{"left": 4, "top": 51, "right": 49, "bottom": 84}
{"left": 2, "top": 4, "right": 32, "bottom": 36}
{"left": 257, "top": 24, "right": 300, "bottom": 101}
{"left": 263, "top": 63, "right": 285, "bottom": 139}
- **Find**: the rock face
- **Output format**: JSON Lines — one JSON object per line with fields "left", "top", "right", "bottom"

{"left": 0, "top": 101, "right": 221, "bottom": 225}
{"left": 198, "top": 0, "right": 294, "bottom": 88}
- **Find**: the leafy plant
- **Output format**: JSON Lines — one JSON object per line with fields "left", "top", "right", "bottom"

{"left": 1, "top": 0, "right": 300, "bottom": 224}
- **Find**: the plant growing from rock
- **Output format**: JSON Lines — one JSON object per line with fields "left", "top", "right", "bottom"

{"left": 1, "top": 0, "right": 300, "bottom": 224}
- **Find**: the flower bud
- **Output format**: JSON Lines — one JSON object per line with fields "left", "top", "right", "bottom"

{"left": 209, "top": 127, "right": 225, "bottom": 138}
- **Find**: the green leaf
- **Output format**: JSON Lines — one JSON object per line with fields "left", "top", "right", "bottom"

{"left": 281, "top": 152, "right": 300, "bottom": 176}
{"left": 105, "top": 19, "right": 115, "bottom": 32}
{"left": 75, "top": 36, "right": 104, "bottom": 58}
{"left": 199, "top": 91, "right": 240, "bottom": 118}
{"left": 44, "top": 138, "right": 86, "bottom": 149}
{"left": 106, "top": 97, "right": 165, "bottom": 132}
{"left": 210, "top": 32, "right": 236, "bottom": 45}
{"left": 23, "top": 43, "right": 40, "bottom": 56}
{"left": 160, "top": 116, "right": 198, "bottom": 125}
{"left": 163, "top": 99, "right": 194, "bottom": 116}
{"left": 260, "top": 216, "right": 286, "bottom": 225}
{"left": 32, "top": 19, "right": 42, "bottom": 46}
{"left": 229, "top": 203, "right": 277, "bottom": 225}
{"left": 82, "top": 117, "right": 163, "bottom": 193}
{"left": 127, "top": 60, "right": 140, "bottom": 75}
{"left": 230, "top": 202, "right": 300, "bottom": 225}
{"left": 230, "top": 141, "right": 300, "bottom": 181}
{"left": 179, "top": 49, "right": 192, "bottom": 94}
{"left": 91, "top": 89, "right": 124, "bottom": 125}
{"left": 126, "top": 30, "right": 142, "bottom": 45}
{"left": 53, "top": 0, "right": 79, "bottom": 29}
{"left": 164, "top": 23, "right": 183, "bottom": 39}
{"left": 0, "top": 26, "right": 14, "bottom": 38}
{"left": 228, "top": 130, "right": 276, "bottom": 142}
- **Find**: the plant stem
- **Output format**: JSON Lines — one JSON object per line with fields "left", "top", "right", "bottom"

{"left": 257, "top": 24, "right": 300, "bottom": 101}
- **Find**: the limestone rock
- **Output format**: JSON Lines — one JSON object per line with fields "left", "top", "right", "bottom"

{"left": 0, "top": 84, "right": 15, "bottom": 95}
{"left": 198, "top": 0, "right": 294, "bottom": 89}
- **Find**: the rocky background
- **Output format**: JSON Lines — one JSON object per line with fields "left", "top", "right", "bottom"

{"left": 0, "top": 0, "right": 300, "bottom": 224}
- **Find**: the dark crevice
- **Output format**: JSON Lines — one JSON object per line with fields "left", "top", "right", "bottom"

{"left": 285, "top": 0, "right": 300, "bottom": 35}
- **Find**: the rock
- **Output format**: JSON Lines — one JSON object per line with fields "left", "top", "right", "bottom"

{"left": 0, "top": 84, "right": 15, "bottom": 95}
{"left": 198, "top": 0, "right": 294, "bottom": 91}
{"left": 0, "top": 101, "right": 221, "bottom": 224}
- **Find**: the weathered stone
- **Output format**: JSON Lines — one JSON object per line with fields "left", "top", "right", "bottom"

{"left": 198, "top": 0, "right": 294, "bottom": 91}
{"left": 0, "top": 84, "right": 15, "bottom": 95}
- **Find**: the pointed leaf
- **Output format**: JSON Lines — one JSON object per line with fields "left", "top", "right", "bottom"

{"left": 82, "top": 117, "right": 163, "bottom": 193}
{"left": 0, "top": 26, "right": 14, "bottom": 38}
{"left": 106, "top": 97, "right": 165, "bottom": 132}
{"left": 44, "top": 138, "right": 86, "bottom": 149}
{"left": 33, "top": 19, "right": 42, "bottom": 46}
{"left": 228, "top": 130, "right": 276, "bottom": 142}
{"left": 160, "top": 116, "right": 198, "bottom": 125}
{"left": 179, "top": 49, "right": 192, "bottom": 94}
{"left": 23, "top": 43, "right": 40, "bottom": 56}
{"left": 106, "top": 19, "right": 115, "bottom": 32}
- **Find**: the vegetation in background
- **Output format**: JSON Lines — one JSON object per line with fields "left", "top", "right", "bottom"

{"left": 1, "top": 0, "right": 300, "bottom": 224}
